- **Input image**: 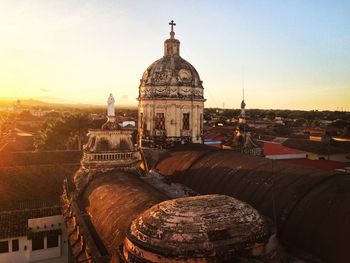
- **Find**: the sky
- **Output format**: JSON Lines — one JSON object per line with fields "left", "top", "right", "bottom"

{"left": 0, "top": 0, "right": 349, "bottom": 110}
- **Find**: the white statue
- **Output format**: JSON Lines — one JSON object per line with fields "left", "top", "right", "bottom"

{"left": 240, "top": 100, "right": 246, "bottom": 117}
{"left": 107, "top": 93, "right": 115, "bottom": 116}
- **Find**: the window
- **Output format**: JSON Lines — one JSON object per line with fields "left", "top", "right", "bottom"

{"left": 0, "top": 241, "right": 9, "bottom": 253}
{"left": 140, "top": 113, "right": 143, "bottom": 128}
{"left": 155, "top": 113, "right": 165, "bottom": 130}
{"left": 32, "top": 236, "right": 44, "bottom": 251}
{"left": 200, "top": 113, "right": 203, "bottom": 133}
{"left": 98, "top": 138, "right": 109, "bottom": 151}
{"left": 182, "top": 113, "right": 190, "bottom": 130}
{"left": 12, "top": 239, "right": 19, "bottom": 252}
{"left": 47, "top": 233, "right": 59, "bottom": 248}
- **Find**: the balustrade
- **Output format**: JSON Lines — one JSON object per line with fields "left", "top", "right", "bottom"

{"left": 85, "top": 152, "right": 136, "bottom": 162}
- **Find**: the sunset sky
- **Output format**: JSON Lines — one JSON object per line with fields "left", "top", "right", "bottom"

{"left": 1, "top": 0, "right": 349, "bottom": 110}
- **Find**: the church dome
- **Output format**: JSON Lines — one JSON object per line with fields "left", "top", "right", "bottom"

{"left": 139, "top": 24, "right": 204, "bottom": 100}
{"left": 123, "top": 194, "right": 273, "bottom": 262}
{"left": 141, "top": 56, "right": 202, "bottom": 88}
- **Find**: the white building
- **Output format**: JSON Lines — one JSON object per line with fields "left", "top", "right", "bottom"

{"left": 263, "top": 141, "right": 307, "bottom": 160}
{"left": 0, "top": 205, "right": 68, "bottom": 263}
{"left": 119, "top": 120, "right": 136, "bottom": 129}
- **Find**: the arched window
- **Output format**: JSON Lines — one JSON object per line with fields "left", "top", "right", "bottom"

{"left": 183, "top": 113, "right": 190, "bottom": 130}
{"left": 98, "top": 138, "right": 109, "bottom": 151}
{"left": 155, "top": 113, "right": 165, "bottom": 130}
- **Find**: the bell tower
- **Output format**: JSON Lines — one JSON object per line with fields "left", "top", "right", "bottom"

{"left": 137, "top": 21, "right": 205, "bottom": 148}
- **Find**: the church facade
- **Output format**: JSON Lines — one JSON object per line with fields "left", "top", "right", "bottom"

{"left": 138, "top": 21, "right": 205, "bottom": 147}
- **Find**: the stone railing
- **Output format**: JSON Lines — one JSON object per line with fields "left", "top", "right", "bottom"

{"left": 84, "top": 151, "right": 136, "bottom": 162}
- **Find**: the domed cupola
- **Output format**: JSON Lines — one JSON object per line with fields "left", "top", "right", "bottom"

{"left": 139, "top": 20, "right": 203, "bottom": 100}
{"left": 123, "top": 195, "right": 275, "bottom": 262}
{"left": 137, "top": 21, "right": 205, "bottom": 147}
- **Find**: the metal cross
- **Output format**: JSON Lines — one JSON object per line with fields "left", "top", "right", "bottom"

{"left": 169, "top": 20, "right": 176, "bottom": 32}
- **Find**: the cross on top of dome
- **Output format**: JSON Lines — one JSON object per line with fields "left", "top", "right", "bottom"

{"left": 169, "top": 20, "right": 176, "bottom": 32}
{"left": 169, "top": 20, "right": 176, "bottom": 39}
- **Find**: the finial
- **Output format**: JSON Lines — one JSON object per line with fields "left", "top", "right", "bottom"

{"left": 169, "top": 20, "right": 176, "bottom": 32}
{"left": 169, "top": 20, "right": 176, "bottom": 39}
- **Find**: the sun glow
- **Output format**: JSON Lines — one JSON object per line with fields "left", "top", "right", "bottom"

{"left": 0, "top": 0, "right": 349, "bottom": 110}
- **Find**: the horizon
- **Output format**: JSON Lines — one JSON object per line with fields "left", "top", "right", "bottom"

{"left": 1, "top": 96, "right": 349, "bottom": 112}
{"left": 1, "top": 1, "right": 349, "bottom": 110}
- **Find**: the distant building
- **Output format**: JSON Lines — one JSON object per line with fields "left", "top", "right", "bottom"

{"left": 1, "top": 129, "right": 34, "bottom": 152}
{"left": 29, "top": 110, "right": 45, "bottom": 117}
{"left": 119, "top": 120, "right": 136, "bottom": 129}
{"left": 282, "top": 138, "right": 350, "bottom": 162}
{"left": 264, "top": 141, "right": 307, "bottom": 160}
{"left": 249, "top": 119, "right": 272, "bottom": 129}
{"left": 0, "top": 205, "right": 68, "bottom": 263}
{"left": 203, "top": 127, "right": 233, "bottom": 148}
{"left": 0, "top": 166, "right": 70, "bottom": 263}
{"left": 274, "top": 116, "right": 284, "bottom": 125}
{"left": 89, "top": 113, "right": 105, "bottom": 121}
{"left": 29, "top": 109, "right": 56, "bottom": 117}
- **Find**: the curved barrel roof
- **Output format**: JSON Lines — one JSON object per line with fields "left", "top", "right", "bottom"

{"left": 79, "top": 172, "right": 167, "bottom": 257}
{"left": 155, "top": 145, "right": 350, "bottom": 263}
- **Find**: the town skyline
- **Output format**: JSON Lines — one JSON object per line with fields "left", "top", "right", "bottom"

{"left": 1, "top": 0, "right": 349, "bottom": 110}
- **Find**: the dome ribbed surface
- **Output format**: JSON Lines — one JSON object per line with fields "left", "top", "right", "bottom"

{"left": 141, "top": 56, "right": 202, "bottom": 88}
{"left": 124, "top": 194, "right": 271, "bottom": 262}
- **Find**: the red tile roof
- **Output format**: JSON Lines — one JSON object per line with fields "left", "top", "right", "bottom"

{"left": 203, "top": 127, "right": 234, "bottom": 142}
{"left": 0, "top": 205, "right": 61, "bottom": 239}
{"left": 303, "top": 128, "right": 325, "bottom": 134}
{"left": 0, "top": 164, "right": 78, "bottom": 210}
{"left": 264, "top": 142, "right": 305, "bottom": 156}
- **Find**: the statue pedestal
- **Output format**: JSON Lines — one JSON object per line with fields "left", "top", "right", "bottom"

{"left": 107, "top": 116, "right": 116, "bottom": 122}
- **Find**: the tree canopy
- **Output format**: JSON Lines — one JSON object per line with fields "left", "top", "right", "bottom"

{"left": 34, "top": 113, "right": 91, "bottom": 151}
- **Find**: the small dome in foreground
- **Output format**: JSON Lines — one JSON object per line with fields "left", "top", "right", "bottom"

{"left": 123, "top": 194, "right": 273, "bottom": 262}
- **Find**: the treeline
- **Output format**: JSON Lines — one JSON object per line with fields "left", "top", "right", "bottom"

{"left": 204, "top": 108, "right": 350, "bottom": 122}
{"left": 34, "top": 113, "right": 104, "bottom": 151}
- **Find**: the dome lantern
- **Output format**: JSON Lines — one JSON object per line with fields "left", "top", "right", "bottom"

{"left": 164, "top": 20, "right": 180, "bottom": 57}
